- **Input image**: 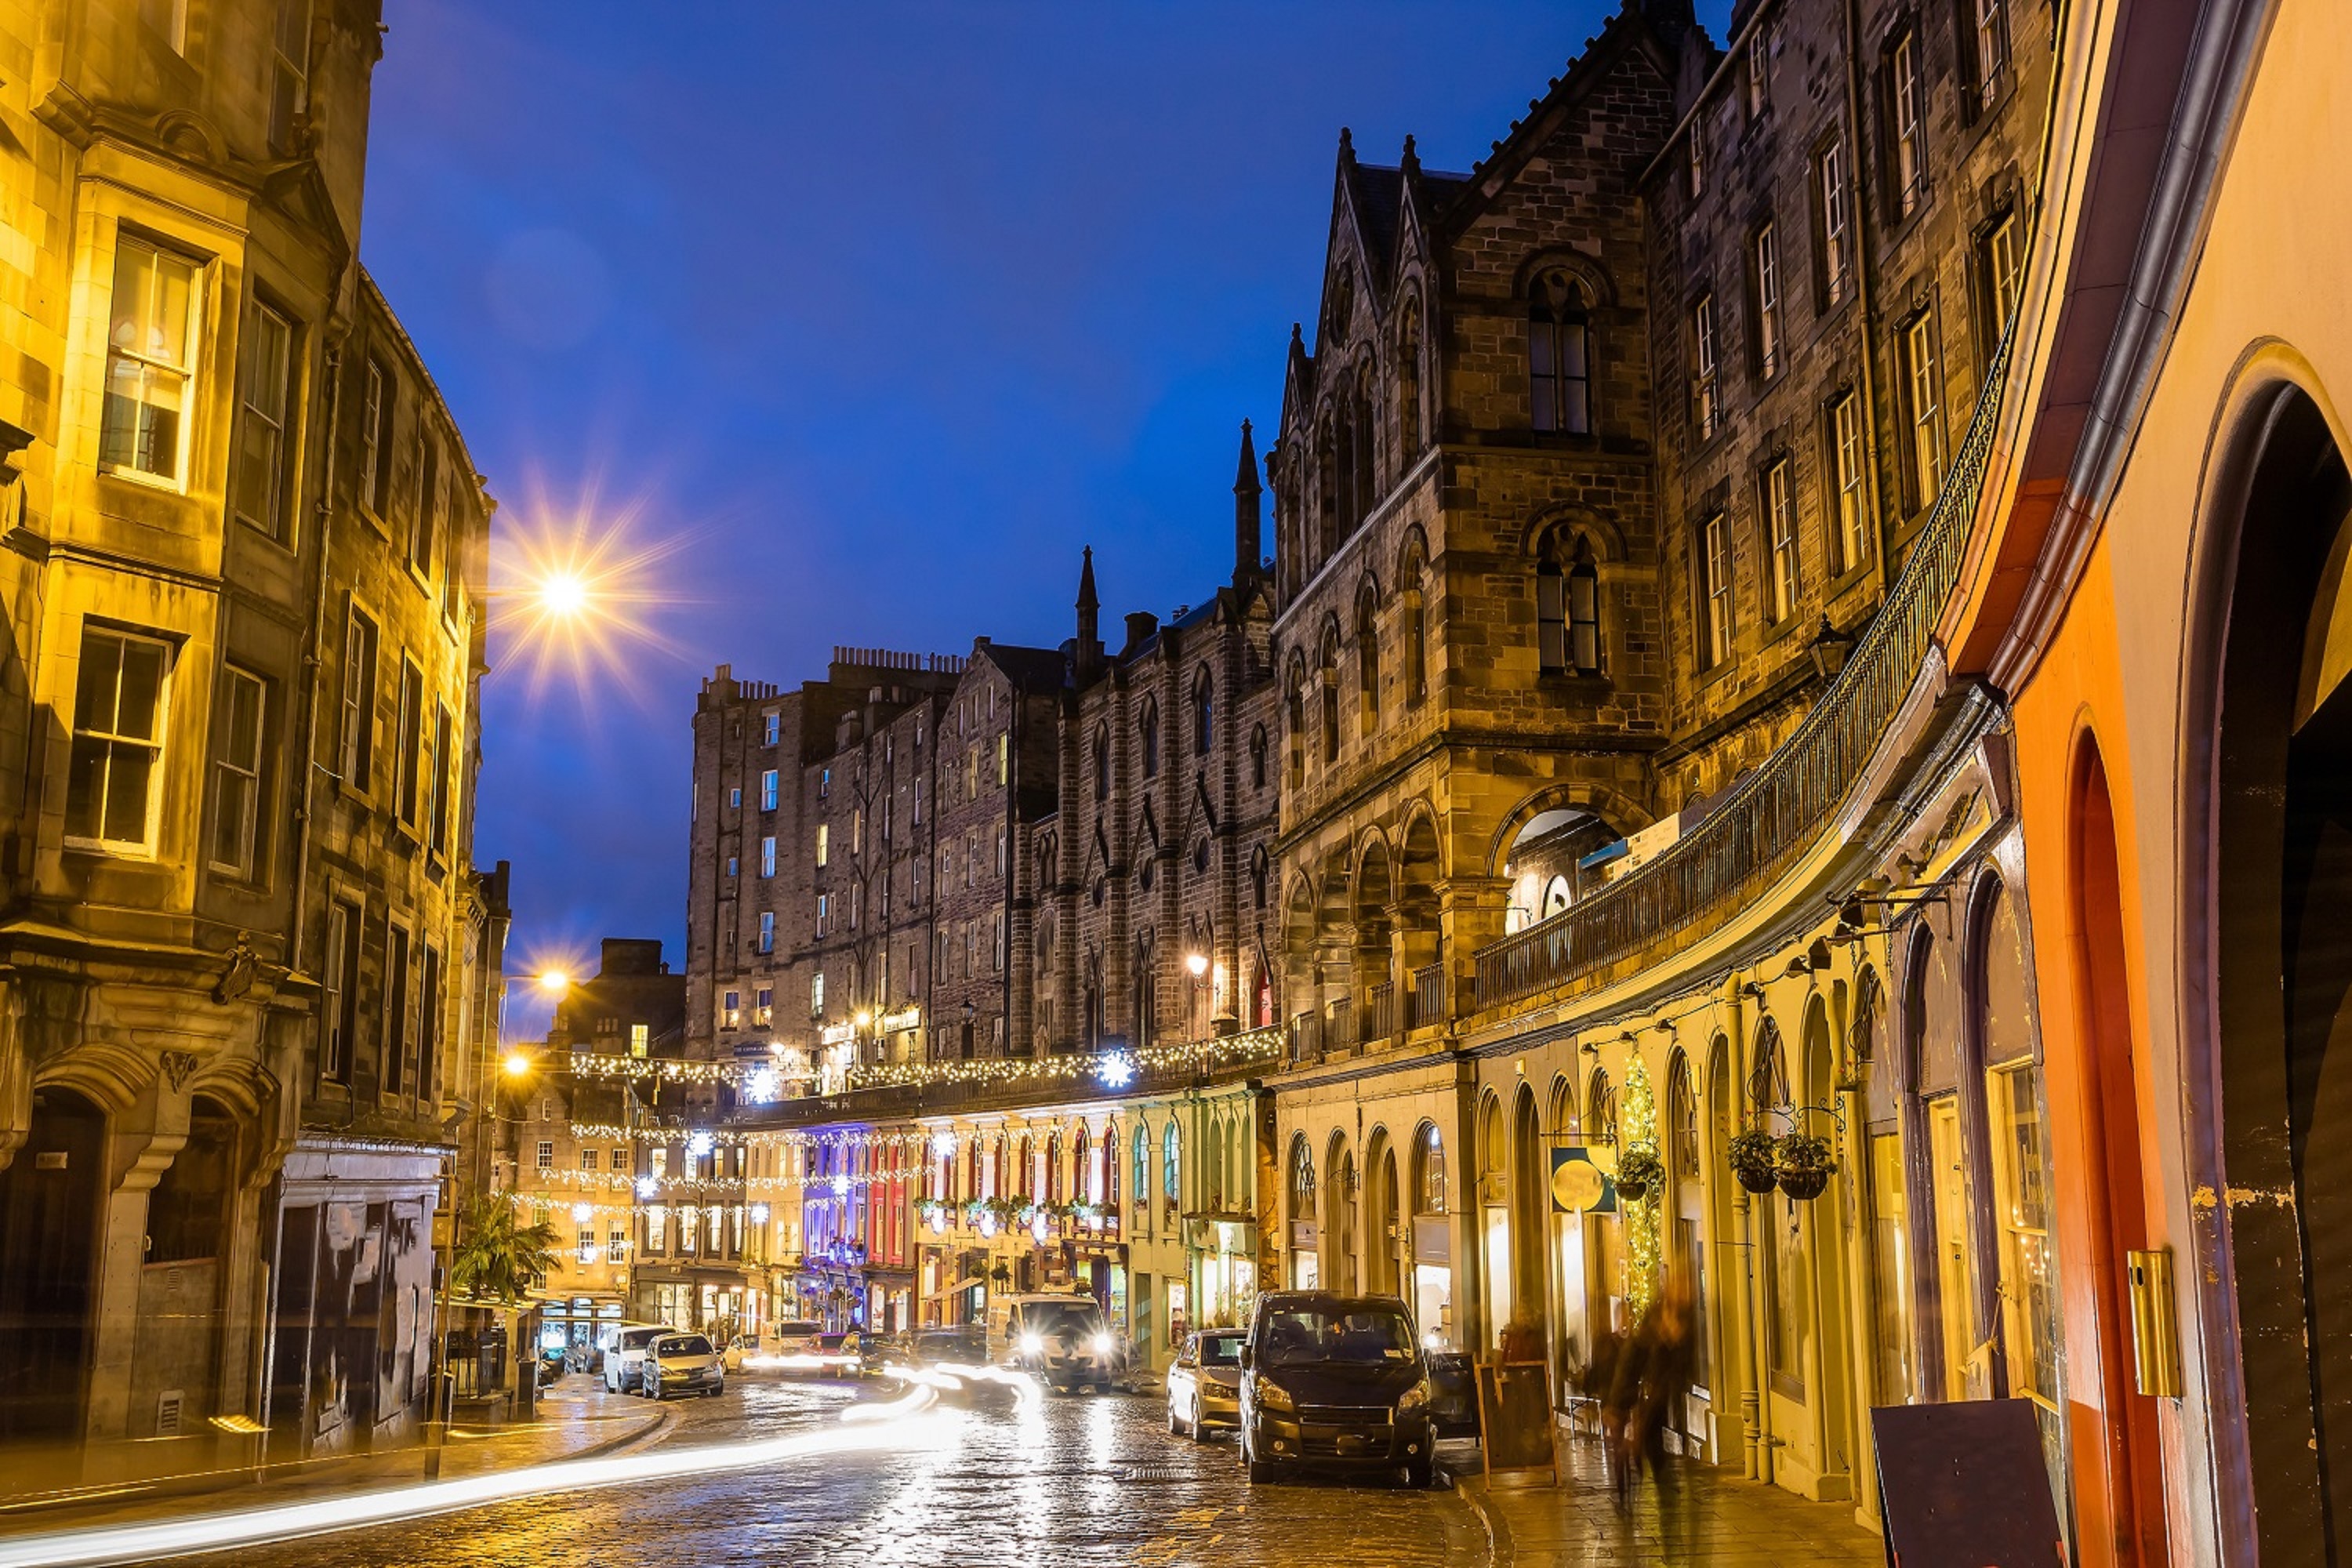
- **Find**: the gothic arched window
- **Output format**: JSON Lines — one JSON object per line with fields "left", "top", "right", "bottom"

{"left": 1192, "top": 668, "right": 1214, "bottom": 756}
{"left": 1140, "top": 697, "right": 1160, "bottom": 779}
{"left": 1093, "top": 724, "right": 1110, "bottom": 802}
{"left": 1530, "top": 271, "right": 1592, "bottom": 434}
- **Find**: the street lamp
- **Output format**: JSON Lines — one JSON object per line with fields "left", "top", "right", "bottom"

{"left": 537, "top": 970, "right": 571, "bottom": 996}
{"left": 501, "top": 1051, "right": 534, "bottom": 1079}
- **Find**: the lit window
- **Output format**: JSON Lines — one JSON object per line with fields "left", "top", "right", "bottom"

{"left": 1763, "top": 460, "right": 1798, "bottom": 624}
{"left": 1904, "top": 316, "right": 1945, "bottom": 508}
{"left": 582, "top": 1149, "right": 600, "bottom": 1171}
{"left": 1819, "top": 140, "right": 1852, "bottom": 305}
{"left": 1699, "top": 514, "right": 1733, "bottom": 670}
{"left": 209, "top": 666, "right": 267, "bottom": 878}
{"left": 1753, "top": 223, "right": 1782, "bottom": 379}
{"left": 536, "top": 1141, "right": 554, "bottom": 1171}
{"left": 722, "top": 990, "right": 741, "bottom": 1029}
{"left": 234, "top": 300, "right": 296, "bottom": 539}
{"left": 1831, "top": 394, "right": 1868, "bottom": 576}
{"left": 755, "top": 987, "right": 773, "bottom": 1025}
{"left": 630, "top": 1022, "right": 648, "bottom": 1058}
{"left": 1691, "top": 295, "right": 1719, "bottom": 441}
{"left": 811, "top": 971, "right": 826, "bottom": 1014}
{"left": 815, "top": 822, "right": 828, "bottom": 866}
{"left": 1892, "top": 33, "right": 1926, "bottom": 217}
{"left": 67, "top": 627, "right": 170, "bottom": 852}
{"left": 100, "top": 238, "right": 198, "bottom": 483}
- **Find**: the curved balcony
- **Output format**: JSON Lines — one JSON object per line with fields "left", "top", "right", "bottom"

{"left": 1474, "top": 333, "right": 2013, "bottom": 1012}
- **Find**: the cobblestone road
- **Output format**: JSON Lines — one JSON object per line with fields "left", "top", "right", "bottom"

{"left": 199, "top": 1371, "right": 1488, "bottom": 1567}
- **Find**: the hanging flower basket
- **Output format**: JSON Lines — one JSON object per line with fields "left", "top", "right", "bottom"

{"left": 1727, "top": 1127, "right": 1780, "bottom": 1194}
{"left": 1613, "top": 1145, "right": 1666, "bottom": 1202}
{"left": 1774, "top": 1131, "right": 1837, "bottom": 1201}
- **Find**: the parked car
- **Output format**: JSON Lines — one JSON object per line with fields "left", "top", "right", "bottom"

{"left": 1167, "top": 1328, "right": 1247, "bottom": 1439}
{"left": 601, "top": 1323, "right": 670, "bottom": 1394}
{"left": 1237, "top": 1292, "right": 1436, "bottom": 1487}
{"left": 768, "top": 1319, "right": 826, "bottom": 1357}
{"left": 1000, "top": 1293, "right": 1116, "bottom": 1393}
{"left": 640, "top": 1331, "right": 726, "bottom": 1399}
{"left": 909, "top": 1327, "right": 989, "bottom": 1369}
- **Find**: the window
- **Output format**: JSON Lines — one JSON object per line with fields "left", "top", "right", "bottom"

{"left": 100, "top": 238, "right": 198, "bottom": 483}
{"left": 579, "top": 1148, "right": 599, "bottom": 1173}
{"left": 339, "top": 603, "right": 377, "bottom": 793}
{"left": 1762, "top": 461, "right": 1799, "bottom": 624}
{"left": 1904, "top": 315, "right": 1946, "bottom": 509}
{"left": 394, "top": 659, "right": 423, "bottom": 828}
{"left": 269, "top": 0, "right": 310, "bottom": 152}
{"left": 614, "top": 1146, "right": 630, "bottom": 1171}
{"left": 1691, "top": 295, "right": 1719, "bottom": 441}
{"left": 725, "top": 855, "right": 739, "bottom": 878}
{"left": 141, "top": 0, "right": 187, "bottom": 51}
{"left": 208, "top": 666, "right": 267, "bottom": 878}
{"left": 358, "top": 358, "right": 391, "bottom": 517}
{"left": 1568, "top": 561, "right": 1600, "bottom": 675}
{"left": 729, "top": 786, "right": 741, "bottom": 809}
{"left": 815, "top": 823, "right": 828, "bottom": 866}
{"left": 383, "top": 924, "right": 412, "bottom": 1095}
{"left": 1529, "top": 272, "right": 1592, "bottom": 434}
{"left": 1745, "top": 26, "right": 1769, "bottom": 117}
{"left": 996, "top": 731, "right": 1008, "bottom": 786}
{"left": 630, "top": 1022, "right": 648, "bottom": 1058}
{"left": 1250, "top": 725, "right": 1269, "bottom": 789}
{"left": 1687, "top": 110, "right": 1707, "bottom": 198}
{"left": 1753, "top": 223, "right": 1782, "bottom": 379}
{"left": 1698, "top": 513, "right": 1734, "bottom": 670}
{"left": 815, "top": 894, "right": 829, "bottom": 936}
{"left": 1320, "top": 652, "right": 1340, "bottom": 764}
{"left": 757, "top": 911, "right": 775, "bottom": 953}
{"left": 763, "top": 712, "right": 780, "bottom": 746}
{"left": 1984, "top": 210, "right": 2024, "bottom": 339}
{"left": 1094, "top": 726, "right": 1110, "bottom": 801}
{"left": 1891, "top": 32, "right": 1926, "bottom": 218}
{"left": 321, "top": 899, "right": 359, "bottom": 1084}
{"left": 760, "top": 836, "right": 776, "bottom": 877}
{"left": 1193, "top": 672, "right": 1214, "bottom": 755}
{"left": 1163, "top": 1122, "right": 1181, "bottom": 1202}
{"left": 1537, "top": 561, "right": 1567, "bottom": 673}
{"left": 993, "top": 913, "right": 1006, "bottom": 972}
{"left": 234, "top": 300, "right": 296, "bottom": 539}
{"left": 818, "top": 766, "right": 830, "bottom": 800}
{"left": 1356, "top": 591, "right": 1381, "bottom": 731}
{"left": 67, "top": 626, "right": 170, "bottom": 851}
{"left": 1818, "top": 139, "right": 1853, "bottom": 307}
{"left": 1140, "top": 699, "right": 1160, "bottom": 779}
{"left": 913, "top": 777, "right": 924, "bottom": 826}
{"left": 1972, "top": 0, "right": 2010, "bottom": 108}
{"left": 411, "top": 438, "right": 441, "bottom": 578}
{"left": 722, "top": 990, "right": 742, "bottom": 1029}
{"left": 536, "top": 1141, "right": 554, "bottom": 1171}
{"left": 760, "top": 770, "right": 779, "bottom": 811}
{"left": 646, "top": 1208, "right": 667, "bottom": 1254}
{"left": 1821, "top": 394, "right": 1868, "bottom": 579}
{"left": 754, "top": 988, "right": 773, "bottom": 1025}
{"left": 996, "top": 826, "right": 1007, "bottom": 877}
{"left": 418, "top": 944, "right": 441, "bottom": 1095}
{"left": 429, "top": 705, "right": 453, "bottom": 856}
{"left": 811, "top": 972, "right": 826, "bottom": 1014}
{"left": 608, "top": 1226, "right": 627, "bottom": 1262}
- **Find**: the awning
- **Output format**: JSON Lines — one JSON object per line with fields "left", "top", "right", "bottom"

{"left": 942, "top": 1276, "right": 986, "bottom": 1294}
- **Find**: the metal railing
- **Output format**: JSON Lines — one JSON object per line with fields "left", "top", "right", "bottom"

{"left": 1362, "top": 982, "right": 1396, "bottom": 1044}
{"left": 1475, "top": 335, "right": 2013, "bottom": 1012}
{"left": 1287, "top": 1011, "right": 1320, "bottom": 1064}
{"left": 1326, "top": 996, "right": 1352, "bottom": 1056}
{"left": 1408, "top": 963, "right": 1444, "bottom": 1029}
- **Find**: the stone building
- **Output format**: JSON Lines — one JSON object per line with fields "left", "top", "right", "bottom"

{"left": 0, "top": 0, "right": 504, "bottom": 1468}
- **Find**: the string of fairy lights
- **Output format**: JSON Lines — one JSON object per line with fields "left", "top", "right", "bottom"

{"left": 1619, "top": 1055, "right": 1662, "bottom": 1318}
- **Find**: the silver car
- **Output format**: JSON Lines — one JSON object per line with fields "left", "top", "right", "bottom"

{"left": 1167, "top": 1329, "right": 1245, "bottom": 1439}
{"left": 641, "top": 1331, "right": 726, "bottom": 1399}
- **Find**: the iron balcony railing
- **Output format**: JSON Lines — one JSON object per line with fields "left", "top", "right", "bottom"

{"left": 1475, "top": 333, "right": 2013, "bottom": 1012}
{"left": 1363, "top": 981, "right": 1396, "bottom": 1044}
{"left": 1408, "top": 962, "right": 1444, "bottom": 1029}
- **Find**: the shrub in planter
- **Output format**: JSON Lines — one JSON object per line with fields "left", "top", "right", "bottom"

{"left": 1613, "top": 1144, "right": 1666, "bottom": 1201}
{"left": 1775, "top": 1131, "right": 1837, "bottom": 1200}
{"left": 1727, "top": 1127, "right": 1780, "bottom": 1194}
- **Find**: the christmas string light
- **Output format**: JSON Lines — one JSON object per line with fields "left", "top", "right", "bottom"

{"left": 1621, "top": 1054, "right": 1662, "bottom": 1319}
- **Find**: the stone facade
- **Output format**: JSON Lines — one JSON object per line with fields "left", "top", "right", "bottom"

{"left": 0, "top": 0, "right": 506, "bottom": 1466}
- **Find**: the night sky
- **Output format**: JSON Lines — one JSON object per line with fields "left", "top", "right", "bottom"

{"left": 359, "top": 1, "right": 1729, "bottom": 1036}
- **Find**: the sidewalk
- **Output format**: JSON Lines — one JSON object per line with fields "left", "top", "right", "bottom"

{"left": 1456, "top": 1436, "right": 1885, "bottom": 1566}
{"left": 0, "top": 1382, "right": 673, "bottom": 1541}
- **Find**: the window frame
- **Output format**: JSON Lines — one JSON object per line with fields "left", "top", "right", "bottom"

{"left": 234, "top": 296, "right": 299, "bottom": 541}
{"left": 339, "top": 600, "right": 379, "bottom": 799}
{"left": 67, "top": 624, "right": 173, "bottom": 855}
{"left": 1752, "top": 222, "right": 1783, "bottom": 380}
{"left": 1828, "top": 391, "right": 1870, "bottom": 578}
{"left": 99, "top": 235, "right": 202, "bottom": 488}
{"left": 1817, "top": 136, "right": 1853, "bottom": 307}
{"left": 1889, "top": 30, "right": 1927, "bottom": 220}
{"left": 208, "top": 663, "right": 268, "bottom": 880}
{"left": 1697, "top": 513, "right": 1735, "bottom": 671}
{"left": 1902, "top": 312, "right": 1947, "bottom": 513}
{"left": 1762, "top": 459, "right": 1800, "bottom": 625}
{"left": 1691, "top": 293, "right": 1720, "bottom": 442}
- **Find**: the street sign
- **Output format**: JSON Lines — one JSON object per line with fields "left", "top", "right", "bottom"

{"left": 1550, "top": 1146, "right": 1617, "bottom": 1214}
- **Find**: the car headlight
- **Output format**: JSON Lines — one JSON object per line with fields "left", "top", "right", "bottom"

{"left": 1254, "top": 1377, "right": 1294, "bottom": 1412}
{"left": 1396, "top": 1378, "right": 1432, "bottom": 1413}
{"left": 1091, "top": 1333, "right": 1113, "bottom": 1356}
{"left": 1018, "top": 1333, "right": 1045, "bottom": 1356}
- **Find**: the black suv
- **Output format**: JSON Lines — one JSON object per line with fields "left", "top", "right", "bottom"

{"left": 1238, "top": 1291, "right": 1436, "bottom": 1486}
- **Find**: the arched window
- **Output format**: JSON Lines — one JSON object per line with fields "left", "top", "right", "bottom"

{"left": 1140, "top": 697, "right": 1160, "bottom": 779}
{"left": 1319, "top": 633, "right": 1341, "bottom": 763}
{"left": 1250, "top": 724, "right": 1269, "bottom": 789}
{"left": 1352, "top": 383, "right": 1377, "bottom": 527}
{"left": 1134, "top": 935, "right": 1156, "bottom": 1049}
{"left": 1133, "top": 1123, "right": 1149, "bottom": 1207}
{"left": 1402, "top": 542, "right": 1430, "bottom": 704}
{"left": 1397, "top": 297, "right": 1425, "bottom": 463}
{"left": 1251, "top": 846, "right": 1270, "bottom": 909}
{"left": 1530, "top": 270, "right": 1592, "bottom": 434}
{"left": 1414, "top": 1122, "right": 1446, "bottom": 1214}
{"left": 1290, "top": 1134, "right": 1318, "bottom": 1224}
{"left": 1541, "top": 875, "right": 1572, "bottom": 918}
{"left": 1192, "top": 669, "right": 1214, "bottom": 756}
{"left": 1102, "top": 1121, "right": 1119, "bottom": 1207}
{"left": 1569, "top": 557, "right": 1600, "bottom": 674}
{"left": 1163, "top": 1121, "right": 1181, "bottom": 1203}
{"left": 1285, "top": 666, "right": 1307, "bottom": 786}
{"left": 1093, "top": 724, "right": 1110, "bottom": 802}
{"left": 1539, "top": 533, "right": 1603, "bottom": 677}
{"left": 1356, "top": 584, "right": 1381, "bottom": 734}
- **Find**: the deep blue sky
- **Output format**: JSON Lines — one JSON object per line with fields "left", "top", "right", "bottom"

{"left": 361, "top": 1, "right": 1727, "bottom": 1033}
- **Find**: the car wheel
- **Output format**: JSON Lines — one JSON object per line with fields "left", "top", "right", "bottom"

{"left": 1405, "top": 1453, "right": 1434, "bottom": 1489}
{"left": 1168, "top": 1404, "right": 1182, "bottom": 1435}
{"left": 1246, "top": 1454, "right": 1279, "bottom": 1485}
{"left": 1189, "top": 1413, "right": 1211, "bottom": 1444}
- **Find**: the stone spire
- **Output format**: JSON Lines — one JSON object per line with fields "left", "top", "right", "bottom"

{"left": 1233, "top": 419, "right": 1262, "bottom": 584}
{"left": 1075, "top": 546, "right": 1103, "bottom": 679}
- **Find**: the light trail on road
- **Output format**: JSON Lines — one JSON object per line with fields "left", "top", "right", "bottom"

{"left": 0, "top": 1377, "right": 1001, "bottom": 1568}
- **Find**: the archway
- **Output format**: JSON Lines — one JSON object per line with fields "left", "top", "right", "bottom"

{"left": 1479, "top": 1095, "right": 1511, "bottom": 1350}
{"left": 1509, "top": 1083, "right": 1548, "bottom": 1352}
{"left": 1410, "top": 1123, "right": 1452, "bottom": 1347}
{"left": 1287, "top": 1134, "right": 1319, "bottom": 1289}
{"left": 1353, "top": 837, "right": 1396, "bottom": 1047}
{"left": 0, "top": 1087, "right": 106, "bottom": 1443}
{"left": 1365, "top": 1127, "right": 1402, "bottom": 1296}
{"left": 1325, "top": 1132, "right": 1359, "bottom": 1294}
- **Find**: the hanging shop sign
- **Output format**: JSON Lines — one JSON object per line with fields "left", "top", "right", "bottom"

{"left": 1548, "top": 1147, "right": 1617, "bottom": 1214}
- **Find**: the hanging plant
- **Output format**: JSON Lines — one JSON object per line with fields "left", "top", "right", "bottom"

{"left": 1774, "top": 1131, "right": 1837, "bottom": 1201}
{"left": 1727, "top": 1127, "right": 1781, "bottom": 1194}
{"left": 1613, "top": 1144, "right": 1666, "bottom": 1202}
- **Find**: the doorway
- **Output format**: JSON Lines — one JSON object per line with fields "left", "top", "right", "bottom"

{"left": 0, "top": 1088, "right": 106, "bottom": 1443}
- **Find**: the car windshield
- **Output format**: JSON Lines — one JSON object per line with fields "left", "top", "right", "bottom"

{"left": 777, "top": 1322, "right": 821, "bottom": 1338}
{"left": 1199, "top": 1334, "right": 1245, "bottom": 1367}
{"left": 657, "top": 1335, "right": 713, "bottom": 1357}
{"left": 1256, "top": 1306, "right": 1417, "bottom": 1369}
{"left": 1010, "top": 1302, "right": 1104, "bottom": 1338}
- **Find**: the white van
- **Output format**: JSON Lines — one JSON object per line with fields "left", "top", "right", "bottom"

{"left": 602, "top": 1322, "right": 670, "bottom": 1393}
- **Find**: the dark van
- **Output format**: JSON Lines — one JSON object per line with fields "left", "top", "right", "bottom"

{"left": 1238, "top": 1290, "right": 1436, "bottom": 1486}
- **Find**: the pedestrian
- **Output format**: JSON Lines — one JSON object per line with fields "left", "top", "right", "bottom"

{"left": 1498, "top": 1308, "right": 1544, "bottom": 1365}
{"left": 1636, "top": 1277, "right": 1698, "bottom": 1494}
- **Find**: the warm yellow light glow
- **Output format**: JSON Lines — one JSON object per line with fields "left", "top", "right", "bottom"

{"left": 502, "top": 1051, "right": 533, "bottom": 1078}
{"left": 537, "top": 572, "right": 590, "bottom": 619}
{"left": 538, "top": 970, "right": 571, "bottom": 994}
{"left": 854, "top": 1010, "right": 873, "bottom": 1029}
{"left": 1185, "top": 952, "right": 1208, "bottom": 978}
{"left": 488, "top": 483, "right": 695, "bottom": 707}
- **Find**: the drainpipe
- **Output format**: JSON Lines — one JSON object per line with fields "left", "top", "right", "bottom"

{"left": 288, "top": 331, "right": 345, "bottom": 992}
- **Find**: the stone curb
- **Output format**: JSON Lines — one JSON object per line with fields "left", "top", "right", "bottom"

{"left": 1452, "top": 1476, "right": 1514, "bottom": 1568}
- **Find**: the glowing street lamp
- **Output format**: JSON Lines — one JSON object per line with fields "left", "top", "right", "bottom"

{"left": 501, "top": 1051, "right": 534, "bottom": 1079}
{"left": 1185, "top": 952, "right": 1209, "bottom": 978}
{"left": 537, "top": 970, "right": 571, "bottom": 996}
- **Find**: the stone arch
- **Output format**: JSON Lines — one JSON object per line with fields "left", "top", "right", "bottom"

{"left": 1352, "top": 834, "right": 1396, "bottom": 1044}
{"left": 1511, "top": 245, "right": 1618, "bottom": 311}
{"left": 1365, "top": 1123, "right": 1403, "bottom": 1296}
{"left": 1324, "top": 1128, "right": 1359, "bottom": 1294}
{"left": 1486, "top": 782, "right": 1649, "bottom": 880}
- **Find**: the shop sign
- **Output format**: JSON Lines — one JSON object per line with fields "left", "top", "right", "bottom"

{"left": 818, "top": 1022, "right": 855, "bottom": 1046}
{"left": 1549, "top": 1146, "right": 1617, "bottom": 1214}
{"left": 881, "top": 1006, "right": 922, "bottom": 1034}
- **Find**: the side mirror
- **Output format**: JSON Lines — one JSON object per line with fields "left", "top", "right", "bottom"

{"left": 1238, "top": 1345, "right": 1254, "bottom": 1371}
